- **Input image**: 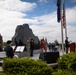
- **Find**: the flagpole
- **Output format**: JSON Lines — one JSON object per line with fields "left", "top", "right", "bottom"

{"left": 57, "top": 0, "right": 64, "bottom": 54}
{"left": 60, "top": 0, "right": 64, "bottom": 54}
{"left": 64, "top": 0, "right": 67, "bottom": 38}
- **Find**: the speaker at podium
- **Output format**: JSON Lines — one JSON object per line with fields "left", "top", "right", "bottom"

{"left": 39, "top": 51, "right": 59, "bottom": 64}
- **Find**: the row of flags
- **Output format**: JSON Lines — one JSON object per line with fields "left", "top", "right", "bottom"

{"left": 57, "top": 0, "right": 66, "bottom": 28}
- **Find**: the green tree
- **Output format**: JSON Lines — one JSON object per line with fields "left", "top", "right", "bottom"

{"left": 3, "top": 42, "right": 7, "bottom": 47}
{"left": 54, "top": 40, "right": 59, "bottom": 46}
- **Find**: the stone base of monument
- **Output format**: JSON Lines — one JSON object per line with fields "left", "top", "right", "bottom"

{"left": 14, "top": 49, "right": 42, "bottom": 58}
{"left": 14, "top": 51, "right": 29, "bottom": 58}
{"left": 33, "top": 49, "right": 43, "bottom": 54}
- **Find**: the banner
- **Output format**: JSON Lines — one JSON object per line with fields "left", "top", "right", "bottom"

{"left": 57, "top": 0, "right": 61, "bottom": 22}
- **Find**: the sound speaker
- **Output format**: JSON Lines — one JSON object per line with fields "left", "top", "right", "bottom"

{"left": 39, "top": 51, "right": 59, "bottom": 64}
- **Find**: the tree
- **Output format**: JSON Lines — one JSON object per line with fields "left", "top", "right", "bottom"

{"left": 54, "top": 40, "right": 59, "bottom": 46}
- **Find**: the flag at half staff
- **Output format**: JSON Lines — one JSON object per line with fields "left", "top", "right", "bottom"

{"left": 57, "top": 0, "right": 61, "bottom": 22}
{"left": 62, "top": 0, "right": 66, "bottom": 28}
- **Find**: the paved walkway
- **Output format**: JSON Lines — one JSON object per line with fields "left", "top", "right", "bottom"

{"left": 31, "top": 49, "right": 67, "bottom": 60}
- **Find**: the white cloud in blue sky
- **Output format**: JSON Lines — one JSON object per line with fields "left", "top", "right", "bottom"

{"left": 39, "top": 0, "right": 49, "bottom": 3}
{"left": 0, "top": 0, "right": 76, "bottom": 43}
{"left": 66, "top": 6, "right": 76, "bottom": 23}
{"left": 72, "top": 0, "right": 76, "bottom": 2}
{"left": 0, "top": 0, "right": 36, "bottom": 12}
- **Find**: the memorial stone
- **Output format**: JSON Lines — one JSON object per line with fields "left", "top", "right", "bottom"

{"left": 12, "top": 24, "right": 39, "bottom": 46}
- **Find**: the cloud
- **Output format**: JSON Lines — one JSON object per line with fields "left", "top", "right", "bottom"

{"left": 30, "top": 6, "right": 76, "bottom": 43}
{"left": 0, "top": 0, "right": 76, "bottom": 43}
{"left": 0, "top": 0, "right": 37, "bottom": 42}
{"left": 0, "top": 0, "right": 37, "bottom": 12}
{"left": 72, "top": 0, "right": 76, "bottom": 2}
{"left": 67, "top": 25, "right": 76, "bottom": 42}
{"left": 0, "top": 9, "right": 27, "bottom": 19}
{"left": 66, "top": 6, "right": 76, "bottom": 24}
{"left": 30, "top": 12, "right": 61, "bottom": 43}
{"left": 39, "top": 0, "right": 48, "bottom": 3}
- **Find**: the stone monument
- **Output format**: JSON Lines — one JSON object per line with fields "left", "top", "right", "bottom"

{"left": 12, "top": 24, "right": 39, "bottom": 46}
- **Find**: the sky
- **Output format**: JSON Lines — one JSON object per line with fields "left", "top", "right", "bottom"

{"left": 0, "top": 0, "right": 76, "bottom": 43}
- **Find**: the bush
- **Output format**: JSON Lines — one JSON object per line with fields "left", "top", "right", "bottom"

{"left": 52, "top": 69, "right": 76, "bottom": 75}
{"left": 0, "top": 73, "right": 6, "bottom": 75}
{"left": 57, "top": 52, "right": 76, "bottom": 71}
{"left": 0, "top": 72, "right": 27, "bottom": 75}
{"left": 2, "top": 57, "right": 53, "bottom": 75}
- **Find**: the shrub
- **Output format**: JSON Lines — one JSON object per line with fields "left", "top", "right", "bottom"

{"left": 0, "top": 73, "right": 6, "bottom": 75}
{"left": 2, "top": 57, "right": 53, "bottom": 75}
{"left": 57, "top": 52, "right": 76, "bottom": 71}
{"left": 52, "top": 69, "right": 76, "bottom": 75}
{"left": 0, "top": 72, "right": 27, "bottom": 75}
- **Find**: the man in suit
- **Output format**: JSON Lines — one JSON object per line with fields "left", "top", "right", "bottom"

{"left": 4, "top": 40, "right": 14, "bottom": 58}
{"left": 65, "top": 37, "right": 70, "bottom": 54}
{"left": 30, "top": 39, "right": 34, "bottom": 57}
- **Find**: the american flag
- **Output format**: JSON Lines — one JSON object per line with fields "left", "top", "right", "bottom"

{"left": 62, "top": 1, "right": 65, "bottom": 28}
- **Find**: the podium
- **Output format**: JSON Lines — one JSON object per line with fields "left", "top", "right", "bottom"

{"left": 70, "top": 42, "right": 76, "bottom": 52}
